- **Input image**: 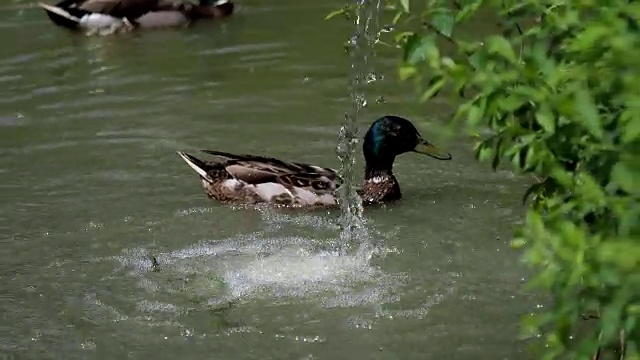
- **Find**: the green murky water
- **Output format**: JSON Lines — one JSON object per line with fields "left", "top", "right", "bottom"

{"left": 0, "top": 1, "right": 536, "bottom": 359}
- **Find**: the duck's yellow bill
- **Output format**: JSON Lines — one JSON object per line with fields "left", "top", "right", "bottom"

{"left": 414, "top": 139, "right": 452, "bottom": 160}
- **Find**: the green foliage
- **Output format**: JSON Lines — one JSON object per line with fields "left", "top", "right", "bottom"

{"left": 330, "top": 0, "right": 639, "bottom": 358}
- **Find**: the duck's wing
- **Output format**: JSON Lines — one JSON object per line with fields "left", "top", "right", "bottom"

{"left": 52, "top": 0, "right": 85, "bottom": 8}
{"left": 275, "top": 172, "right": 339, "bottom": 195}
{"left": 200, "top": 150, "right": 339, "bottom": 184}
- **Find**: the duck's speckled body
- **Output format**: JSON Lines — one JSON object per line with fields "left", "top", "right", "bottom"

{"left": 178, "top": 116, "right": 452, "bottom": 208}
{"left": 178, "top": 151, "right": 339, "bottom": 207}
{"left": 38, "top": 0, "right": 234, "bottom": 34}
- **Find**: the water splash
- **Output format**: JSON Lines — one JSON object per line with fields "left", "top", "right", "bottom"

{"left": 336, "top": 0, "right": 381, "bottom": 254}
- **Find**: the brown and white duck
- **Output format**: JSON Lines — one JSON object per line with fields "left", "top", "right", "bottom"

{"left": 37, "top": 0, "right": 234, "bottom": 34}
{"left": 177, "top": 115, "right": 452, "bottom": 208}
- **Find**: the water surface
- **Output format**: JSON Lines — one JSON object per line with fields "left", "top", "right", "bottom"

{"left": 0, "top": 1, "right": 535, "bottom": 359}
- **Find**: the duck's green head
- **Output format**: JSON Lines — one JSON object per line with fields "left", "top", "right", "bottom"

{"left": 363, "top": 115, "right": 451, "bottom": 174}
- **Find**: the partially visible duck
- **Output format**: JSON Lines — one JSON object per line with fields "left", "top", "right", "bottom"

{"left": 177, "top": 115, "right": 452, "bottom": 208}
{"left": 137, "top": 0, "right": 234, "bottom": 29}
{"left": 37, "top": 0, "right": 234, "bottom": 34}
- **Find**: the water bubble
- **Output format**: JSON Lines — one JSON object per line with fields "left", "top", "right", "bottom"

{"left": 365, "top": 72, "right": 380, "bottom": 83}
{"left": 80, "top": 340, "right": 96, "bottom": 350}
{"left": 355, "top": 94, "right": 367, "bottom": 108}
{"left": 31, "top": 331, "right": 42, "bottom": 341}
{"left": 380, "top": 25, "right": 394, "bottom": 33}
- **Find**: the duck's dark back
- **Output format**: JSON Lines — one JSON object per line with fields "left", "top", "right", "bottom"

{"left": 78, "top": 0, "right": 160, "bottom": 18}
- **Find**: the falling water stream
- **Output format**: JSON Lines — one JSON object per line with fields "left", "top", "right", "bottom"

{"left": 336, "top": 0, "right": 381, "bottom": 254}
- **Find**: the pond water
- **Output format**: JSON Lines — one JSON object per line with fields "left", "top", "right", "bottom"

{"left": 0, "top": 1, "right": 536, "bottom": 359}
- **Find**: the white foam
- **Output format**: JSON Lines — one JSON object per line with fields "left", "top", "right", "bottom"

{"left": 223, "top": 246, "right": 379, "bottom": 299}
{"left": 115, "top": 231, "right": 403, "bottom": 308}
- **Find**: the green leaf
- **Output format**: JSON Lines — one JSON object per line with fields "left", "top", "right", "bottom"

{"left": 575, "top": 172, "right": 606, "bottom": 203}
{"left": 511, "top": 237, "right": 527, "bottom": 248}
{"left": 325, "top": 8, "right": 347, "bottom": 20}
{"left": 441, "top": 56, "right": 456, "bottom": 69}
{"left": 475, "top": 142, "right": 494, "bottom": 163}
{"left": 498, "top": 95, "right": 527, "bottom": 113}
{"left": 535, "top": 104, "right": 556, "bottom": 134}
{"left": 550, "top": 168, "right": 573, "bottom": 188}
{"left": 486, "top": 36, "right": 517, "bottom": 63}
{"left": 466, "top": 102, "right": 485, "bottom": 127}
{"left": 574, "top": 88, "right": 603, "bottom": 139}
{"left": 430, "top": 13, "right": 454, "bottom": 37}
{"left": 598, "top": 241, "right": 640, "bottom": 271}
{"left": 569, "top": 25, "right": 609, "bottom": 52}
{"left": 621, "top": 109, "right": 640, "bottom": 144}
{"left": 402, "top": 33, "right": 420, "bottom": 62}
{"left": 395, "top": 31, "right": 415, "bottom": 44}
{"left": 611, "top": 162, "right": 639, "bottom": 195}
{"left": 455, "top": 0, "right": 483, "bottom": 22}
{"left": 403, "top": 34, "right": 438, "bottom": 66}
{"left": 400, "top": 0, "right": 409, "bottom": 12}
{"left": 392, "top": 11, "right": 404, "bottom": 25}
{"left": 398, "top": 65, "right": 417, "bottom": 81}
{"left": 467, "top": 50, "right": 486, "bottom": 69}
{"left": 420, "top": 76, "right": 445, "bottom": 102}
{"left": 524, "top": 145, "right": 538, "bottom": 171}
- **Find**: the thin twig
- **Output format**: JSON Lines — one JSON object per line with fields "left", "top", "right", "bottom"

{"left": 593, "top": 330, "right": 603, "bottom": 360}
{"left": 619, "top": 330, "right": 625, "bottom": 360}
{"left": 592, "top": 346, "right": 601, "bottom": 360}
{"left": 581, "top": 313, "right": 601, "bottom": 320}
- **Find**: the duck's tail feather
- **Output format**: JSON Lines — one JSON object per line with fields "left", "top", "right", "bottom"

{"left": 177, "top": 151, "right": 214, "bottom": 183}
{"left": 38, "top": 2, "right": 81, "bottom": 22}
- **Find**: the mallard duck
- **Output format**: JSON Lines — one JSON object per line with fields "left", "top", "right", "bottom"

{"left": 37, "top": 0, "right": 233, "bottom": 34}
{"left": 177, "top": 115, "right": 452, "bottom": 207}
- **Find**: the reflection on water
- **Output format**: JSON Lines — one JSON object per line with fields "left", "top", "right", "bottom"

{"left": 0, "top": 0, "right": 534, "bottom": 359}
